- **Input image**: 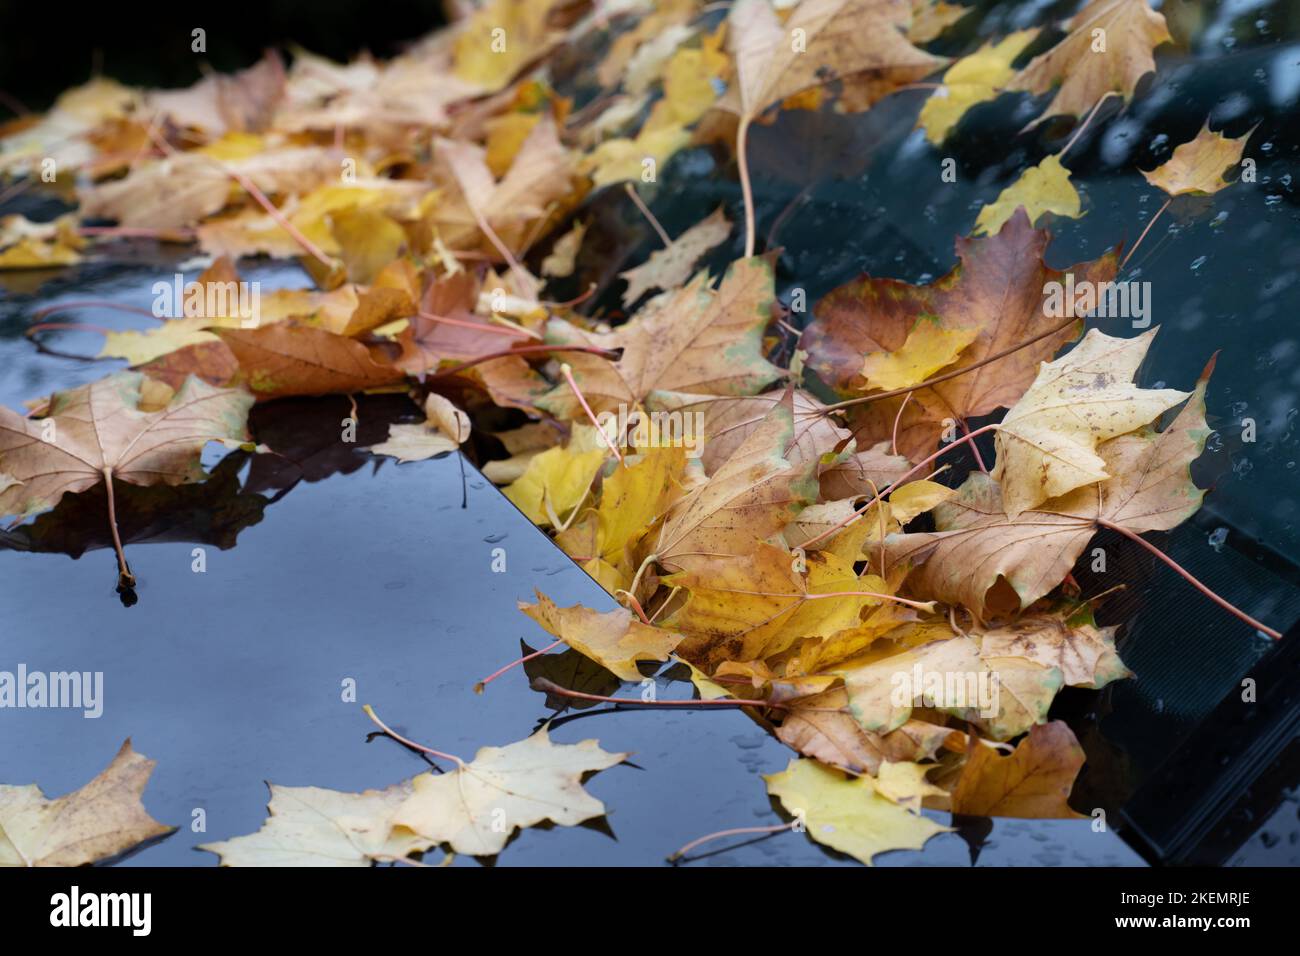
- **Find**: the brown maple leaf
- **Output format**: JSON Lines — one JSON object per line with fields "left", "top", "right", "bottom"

{"left": 216, "top": 324, "right": 405, "bottom": 400}
{"left": 0, "top": 372, "right": 253, "bottom": 590}
{"left": 539, "top": 256, "right": 784, "bottom": 419}
{"left": 951, "top": 720, "right": 1086, "bottom": 818}
{"left": 800, "top": 209, "right": 1118, "bottom": 462}
{"left": 1007, "top": 0, "right": 1172, "bottom": 125}
{"left": 882, "top": 357, "right": 1214, "bottom": 617}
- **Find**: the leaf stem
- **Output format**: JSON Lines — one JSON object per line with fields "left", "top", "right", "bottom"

{"left": 1060, "top": 91, "right": 1115, "bottom": 159}
{"left": 623, "top": 183, "right": 672, "bottom": 247}
{"left": 614, "top": 588, "right": 652, "bottom": 624}
{"left": 561, "top": 362, "right": 624, "bottom": 465}
{"left": 668, "top": 821, "right": 796, "bottom": 862}
{"left": 363, "top": 704, "right": 465, "bottom": 767}
{"left": 1119, "top": 198, "right": 1171, "bottom": 272}
{"left": 1095, "top": 519, "right": 1282, "bottom": 639}
{"left": 738, "top": 116, "right": 756, "bottom": 258}
{"left": 417, "top": 310, "right": 535, "bottom": 340}
{"left": 429, "top": 344, "right": 620, "bottom": 380}
{"left": 224, "top": 166, "right": 337, "bottom": 269}
{"left": 102, "top": 468, "right": 135, "bottom": 590}
{"left": 474, "top": 638, "right": 564, "bottom": 693}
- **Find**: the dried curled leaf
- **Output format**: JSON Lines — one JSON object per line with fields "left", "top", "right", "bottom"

{"left": 371, "top": 393, "right": 471, "bottom": 462}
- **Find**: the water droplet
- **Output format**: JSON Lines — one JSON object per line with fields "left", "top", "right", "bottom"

{"left": 1208, "top": 526, "right": 1229, "bottom": 552}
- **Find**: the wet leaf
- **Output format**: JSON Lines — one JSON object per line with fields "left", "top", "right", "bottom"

{"left": 973, "top": 155, "right": 1082, "bottom": 236}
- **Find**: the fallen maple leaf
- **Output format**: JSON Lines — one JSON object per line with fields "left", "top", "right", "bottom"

{"left": 520, "top": 590, "right": 683, "bottom": 681}
{"left": 1141, "top": 121, "right": 1254, "bottom": 197}
{"left": 216, "top": 324, "right": 405, "bottom": 400}
{"left": 0, "top": 214, "right": 85, "bottom": 269}
{"left": 980, "top": 610, "right": 1131, "bottom": 689}
{"left": 541, "top": 256, "right": 783, "bottom": 419}
{"left": 883, "top": 359, "right": 1212, "bottom": 617}
{"left": 724, "top": 0, "right": 945, "bottom": 120}
{"left": 973, "top": 155, "right": 1082, "bottom": 236}
{"left": 764, "top": 757, "right": 949, "bottom": 865}
{"left": 619, "top": 206, "right": 732, "bottom": 305}
{"left": 776, "top": 686, "right": 956, "bottom": 774}
{"left": 860, "top": 319, "right": 979, "bottom": 391}
{"left": 991, "top": 327, "right": 1189, "bottom": 517}
{"left": 654, "top": 390, "right": 819, "bottom": 574}
{"left": 801, "top": 210, "right": 1117, "bottom": 462}
{"left": 0, "top": 372, "right": 253, "bottom": 587}
{"left": 880, "top": 472, "right": 1095, "bottom": 619}
{"left": 665, "top": 540, "right": 885, "bottom": 670}
{"left": 199, "top": 781, "right": 439, "bottom": 866}
{"left": 1007, "top": 0, "right": 1172, "bottom": 124}
{"left": 0, "top": 740, "right": 175, "bottom": 866}
{"left": 840, "top": 629, "right": 1064, "bottom": 740}
{"left": 434, "top": 116, "right": 577, "bottom": 258}
{"left": 392, "top": 726, "right": 627, "bottom": 857}
{"left": 918, "top": 30, "right": 1039, "bottom": 144}
{"left": 591, "top": 445, "right": 688, "bottom": 579}
{"left": 370, "top": 393, "right": 471, "bottom": 462}
{"left": 951, "top": 720, "right": 1086, "bottom": 818}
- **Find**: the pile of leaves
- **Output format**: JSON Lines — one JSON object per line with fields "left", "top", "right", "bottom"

{"left": 0, "top": 0, "right": 1272, "bottom": 866}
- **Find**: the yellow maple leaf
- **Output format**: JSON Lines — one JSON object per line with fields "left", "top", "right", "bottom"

{"left": 1141, "top": 121, "right": 1254, "bottom": 197}
{"left": 974, "top": 155, "right": 1082, "bottom": 236}
{"left": 860, "top": 319, "right": 979, "bottom": 391}
{"left": 918, "top": 30, "right": 1039, "bottom": 144}
{"left": 764, "top": 758, "right": 949, "bottom": 865}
